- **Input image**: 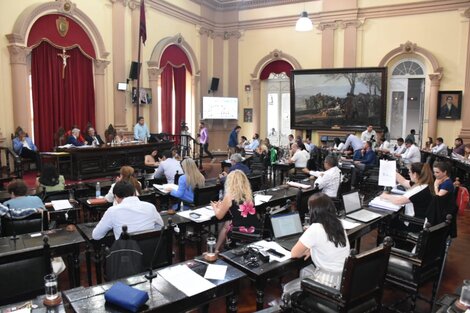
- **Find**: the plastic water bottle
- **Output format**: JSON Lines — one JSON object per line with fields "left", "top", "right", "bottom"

{"left": 96, "top": 182, "right": 101, "bottom": 198}
{"left": 219, "top": 189, "right": 224, "bottom": 201}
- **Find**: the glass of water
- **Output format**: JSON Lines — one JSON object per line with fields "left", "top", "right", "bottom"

{"left": 459, "top": 280, "right": 470, "bottom": 307}
{"left": 207, "top": 237, "right": 216, "bottom": 256}
{"left": 44, "top": 273, "right": 58, "bottom": 301}
{"left": 303, "top": 214, "right": 311, "bottom": 230}
{"left": 144, "top": 180, "right": 149, "bottom": 191}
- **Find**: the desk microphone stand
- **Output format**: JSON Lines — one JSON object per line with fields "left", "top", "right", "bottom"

{"left": 6, "top": 204, "right": 18, "bottom": 241}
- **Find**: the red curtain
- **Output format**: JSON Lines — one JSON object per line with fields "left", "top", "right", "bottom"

{"left": 260, "top": 60, "right": 293, "bottom": 80}
{"left": 173, "top": 66, "right": 186, "bottom": 134}
{"left": 31, "top": 41, "right": 95, "bottom": 151}
{"left": 160, "top": 65, "right": 173, "bottom": 134}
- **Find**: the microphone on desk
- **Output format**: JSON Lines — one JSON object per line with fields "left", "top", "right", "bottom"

{"left": 144, "top": 217, "right": 175, "bottom": 284}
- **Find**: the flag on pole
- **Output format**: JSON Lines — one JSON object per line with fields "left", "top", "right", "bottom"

{"left": 139, "top": 0, "right": 147, "bottom": 45}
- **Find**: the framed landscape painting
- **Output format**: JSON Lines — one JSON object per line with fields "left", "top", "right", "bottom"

{"left": 290, "top": 67, "right": 387, "bottom": 131}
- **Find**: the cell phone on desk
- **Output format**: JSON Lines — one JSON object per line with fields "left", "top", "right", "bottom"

{"left": 189, "top": 212, "right": 201, "bottom": 219}
{"left": 266, "top": 248, "right": 285, "bottom": 258}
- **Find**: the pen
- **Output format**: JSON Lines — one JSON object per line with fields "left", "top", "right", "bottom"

{"left": 194, "top": 258, "right": 210, "bottom": 266}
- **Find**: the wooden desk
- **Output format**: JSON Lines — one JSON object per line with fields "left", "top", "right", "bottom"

{"left": 0, "top": 228, "right": 84, "bottom": 288}
{"left": 57, "top": 142, "right": 173, "bottom": 180}
{"left": 0, "top": 294, "right": 66, "bottom": 312}
{"left": 271, "top": 162, "right": 294, "bottom": 187}
{"left": 219, "top": 207, "right": 393, "bottom": 310}
{"left": 63, "top": 258, "right": 246, "bottom": 313}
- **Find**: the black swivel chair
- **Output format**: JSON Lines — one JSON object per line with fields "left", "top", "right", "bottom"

{"left": 291, "top": 237, "right": 393, "bottom": 313}
{"left": 385, "top": 215, "right": 452, "bottom": 312}
{"left": 1, "top": 211, "right": 47, "bottom": 237}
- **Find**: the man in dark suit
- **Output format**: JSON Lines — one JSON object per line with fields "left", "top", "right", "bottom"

{"left": 84, "top": 126, "right": 104, "bottom": 146}
{"left": 66, "top": 128, "right": 84, "bottom": 146}
{"left": 439, "top": 96, "right": 459, "bottom": 119}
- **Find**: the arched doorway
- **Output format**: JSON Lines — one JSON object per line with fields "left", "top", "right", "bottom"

{"left": 388, "top": 59, "right": 426, "bottom": 144}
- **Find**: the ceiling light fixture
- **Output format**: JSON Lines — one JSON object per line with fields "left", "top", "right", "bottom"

{"left": 295, "top": 11, "right": 313, "bottom": 32}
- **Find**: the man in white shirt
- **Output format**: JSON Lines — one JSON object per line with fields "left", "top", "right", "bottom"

{"left": 395, "top": 139, "right": 421, "bottom": 165}
{"left": 431, "top": 137, "right": 448, "bottom": 156}
{"left": 392, "top": 138, "right": 407, "bottom": 155}
{"left": 288, "top": 143, "right": 310, "bottom": 169}
{"left": 361, "top": 125, "right": 377, "bottom": 143}
{"left": 92, "top": 181, "right": 164, "bottom": 240}
{"left": 245, "top": 133, "right": 260, "bottom": 150}
{"left": 304, "top": 155, "right": 341, "bottom": 198}
{"left": 153, "top": 150, "right": 183, "bottom": 183}
{"left": 376, "top": 136, "right": 392, "bottom": 154}
{"left": 341, "top": 134, "right": 363, "bottom": 157}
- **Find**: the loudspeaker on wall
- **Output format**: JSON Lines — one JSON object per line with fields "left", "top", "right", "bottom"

{"left": 129, "top": 61, "right": 141, "bottom": 80}
{"left": 210, "top": 77, "right": 219, "bottom": 92}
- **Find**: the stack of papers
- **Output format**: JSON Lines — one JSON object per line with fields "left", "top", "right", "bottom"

{"left": 156, "top": 264, "right": 215, "bottom": 296}
{"left": 340, "top": 219, "right": 361, "bottom": 230}
{"left": 250, "top": 240, "right": 291, "bottom": 262}
{"left": 254, "top": 195, "right": 272, "bottom": 206}
{"left": 287, "top": 181, "right": 311, "bottom": 189}
{"left": 153, "top": 184, "right": 178, "bottom": 193}
{"left": 391, "top": 187, "right": 406, "bottom": 195}
{"left": 51, "top": 200, "right": 73, "bottom": 211}
{"left": 177, "top": 206, "right": 215, "bottom": 222}
{"left": 369, "top": 197, "right": 402, "bottom": 212}
{"left": 204, "top": 264, "right": 227, "bottom": 280}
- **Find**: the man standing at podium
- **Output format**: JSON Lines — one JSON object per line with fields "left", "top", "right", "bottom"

{"left": 134, "top": 116, "right": 149, "bottom": 142}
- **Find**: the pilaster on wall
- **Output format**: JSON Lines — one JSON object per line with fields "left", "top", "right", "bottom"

{"left": 111, "top": 0, "right": 127, "bottom": 129}
{"left": 459, "top": 8, "right": 470, "bottom": 141}
{"left": 8, "top": 45, "right": 31, "bottom": 134}
{"left": 428, "top": 73, "right": 442, "bottom": 140}
{"left": 341, "top": 20, "right": 362, "bottom": 67}
{"left": 212, "top": 32, "right": 224, "bottom": 96}
{"left": 198, "top": 27, "right": 211, "bottom": 121}
{"left": 227, "top": 31, "right": 241, "bottom": 97}
{"left": 318, "top": 22, "right": 337, "bottom": 68}
{"left": 94, "top": 59, "right": 111, "bottom": 136}
{"left": 147, "top": 64, "right": 162, "bottom": 133}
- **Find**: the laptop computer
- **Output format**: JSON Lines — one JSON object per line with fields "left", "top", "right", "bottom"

{"left": 342, "top": 191, "right": 381, "bottom": 223}
{"left": 271, "top": 212, "right": 304, "bottom": 251}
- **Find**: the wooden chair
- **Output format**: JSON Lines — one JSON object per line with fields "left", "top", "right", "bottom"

{"left": 385, "top": 215, "right": 452, "bottom": 312}
{"left": 0, "top": 147, "right": 22, "bottom": 184}
{"left": 11, "top": 133, "right": 35, "bottom": 172}
{"left": 291, "top": 237, "right": 393, "bottom": 313}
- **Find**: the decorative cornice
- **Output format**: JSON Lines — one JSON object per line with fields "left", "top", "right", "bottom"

{"left": 464, "top": 7, "right": 470, "bottom": 18}
{"left": 109, "top": 0, "right": 128, "bottom": 7}
{"left": 339, "top": 19, "right": 363, "bottom": 29}
{"left": 224, "top": 30, "right": 242, "bottom": 40}
{"left": 8, "top": 45, "right": 31, "bottom": 65}
{"left": 198, "top": 26, "right": 214, "bottom": 37}
{"left": 429, "top": 73, "right": 443, "bottom": 86}
{"left": 94, "top": 59, "right": 110, "bottom": 75}
{"left": 190, "top": 0, "right": 305, "bottom": 11}
{"left": 148, "top": 67, "right": 163, "bottom": 80}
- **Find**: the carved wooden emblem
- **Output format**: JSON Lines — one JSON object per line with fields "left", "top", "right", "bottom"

{"left": 56, "top": 16, "right": 69, "bottom": 37}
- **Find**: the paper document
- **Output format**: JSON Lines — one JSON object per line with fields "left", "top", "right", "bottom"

{"left": 177, "top": 206, "right": 215, "bottom": 222}
{"left": 51, "top": 200, "right": 72, "bottom": 211}
{"left": 378, "top": 160, "right": 396, "bottom": 187}
{"left": 340, "top": 219, "right": 361, "bottom": 230}
{"left": 153, "top": 184, "right": 178, "bottom": 193}
{"left": 368, "top": 196, "right": 402, "bottom": 212}
{"left": 58, "top": 144, "right": 73, "bottom": 149}
{"left": 157, "top": 264, "right": 215, "bottom": 296}
{"left": 254, "top": 195, "right": 273, "bottom": 206}
{"left": 287, "top": 181, "right": 311, "bottom": 189}
{"left": 250, "top": 240, "right": 291, "bottom": 262}
{"left": 391, "top": 187, "right": 406, "bottom": 195}
{"left": 204, "top": 264, "right": 227, "bottom": 280}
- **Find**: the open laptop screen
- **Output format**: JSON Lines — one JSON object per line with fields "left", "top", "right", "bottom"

{"left": 342, "top": 191, "right": 362, "bottom": 214}
{"left": 271, "top": 212, "right": 303, "bottom": 238}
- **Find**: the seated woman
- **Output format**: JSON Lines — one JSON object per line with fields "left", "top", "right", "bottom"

{"left": 167, "top": 158, "right": 205, "bottom": 203}
{"left": 35, "top": 164, "right": 65, "bottom": 194}
{"left": 4, "top": 179, "right": 45, "bottom": 210}
{"left": 105, "top": 166, "right": 142, "bottom": 205}
{"left": 431, "top": 161, "right": 457, "bottom": 237}
{"left": 212, "top": 170, "right": 260, "bottom": 252}
{"left": 380, "top": 162, "right": 434, "bottom": 232}
{"left": 282, "top": 193, "right": 350, "bottom": 305}
{"left": 144, "top": 149, "right": 160, "bottom": 167}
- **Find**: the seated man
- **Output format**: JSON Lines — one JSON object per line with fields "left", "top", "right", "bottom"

{"left": 375, "top": 136, "right": 392, "bottom": 154}
{"left": 431, "top": 137, "right": 448, "bottom": 156}
{"left": 392, "top": 138, "right": 406, "bottom": 155}
{"left": 66, "top": 128, "right": 84, "bottom": 146}
{"left": 244, "top": 133, "right": 260, "bottom": 151}
{"left": 4, "top": 179, "right": 45, "bottom": 210}
{"left": 92, "top": 181, "right": 164, "bottom": 240}
{"left": 219, "top": 153, "right": 251, "bottom": 182}
{"left": 395, "top": 139, "right": 421, "bottom": 165}
{"left": 84, "top": 126, "right": 105, "bottom": 146}
{"left": 288, "top": 143, "right": 310, "bottom": 172}
{"left": 64, "top": 125, "right": 85, "bottom": 143}
{"left": 144, "top": 149, "right": 159, "bottom": 167}
{"left": 453, "top": 138, "right": 465, "bottom": 156}
{"left": 351, "top": 141, "right": 376, "bottom": 187}
{"left": 153, "top": 150, "right": 183, "bottom": 184}
{"left": 303, "top": 155, "right": 341, "bottom": 197}
{"left": 12, "top": 129, "right": 41, "bottom": 170}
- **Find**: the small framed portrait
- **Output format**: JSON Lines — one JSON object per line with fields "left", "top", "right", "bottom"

{"left": 438, "top": 91, "right": 462, "bottom": 120}
{"left": 243, "top": 108, "right": 253, "bottom": 123}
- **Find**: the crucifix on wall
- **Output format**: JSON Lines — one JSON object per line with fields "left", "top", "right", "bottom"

{"left": 57, "top": 48, "right": 70, "bottom": 79}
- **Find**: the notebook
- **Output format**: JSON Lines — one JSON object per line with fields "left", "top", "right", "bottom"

{"left": 342, "top": 191, "right": 381, "bottom": 223}
{"left": 270, "top": 212, "right": 303, "bottom": 251}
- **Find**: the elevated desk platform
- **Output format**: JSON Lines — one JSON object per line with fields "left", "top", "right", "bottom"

{"left": 56, "top": 142, "right": 174, "bottom": 180}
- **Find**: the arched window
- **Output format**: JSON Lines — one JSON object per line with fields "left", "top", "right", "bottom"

{"left": 392, "top": 60, "right": 424, "bottom": 76}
